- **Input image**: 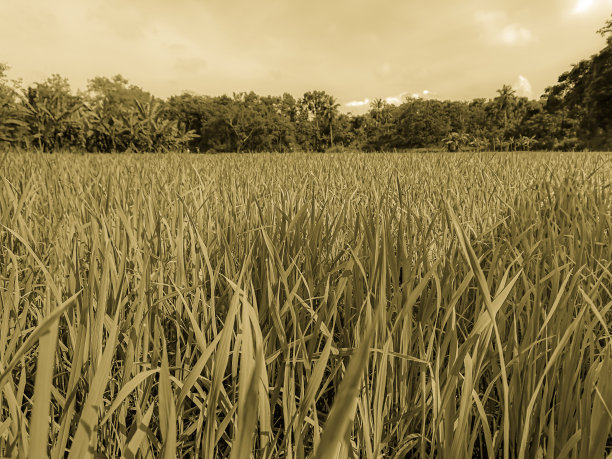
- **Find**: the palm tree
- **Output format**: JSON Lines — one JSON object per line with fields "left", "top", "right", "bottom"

{"left": 518, "top": 135, "right": 536, "bottom": 151}
{"left": 370, "top": 98, "right": 385, "bottom": 125}
{"left": 323, "top": 95, "right": 340, "bottom": 148}
{"left": 442, "top": 132, "right": 469, "bottom": 152}
{"left": 495, "top": 85, "right": 517, "bottom": 133}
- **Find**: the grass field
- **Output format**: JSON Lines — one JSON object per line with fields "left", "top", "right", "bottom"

{"left": 0, "top": 151, "right": 611, "bottom": 458}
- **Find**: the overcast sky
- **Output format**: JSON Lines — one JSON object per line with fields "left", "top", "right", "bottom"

{"left": 1, "top": 0, "right": 611, "bottom": 110}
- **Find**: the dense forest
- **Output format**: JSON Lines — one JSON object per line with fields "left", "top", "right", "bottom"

{"left": 1, "top": 16, "right": 611, "bottom": 153}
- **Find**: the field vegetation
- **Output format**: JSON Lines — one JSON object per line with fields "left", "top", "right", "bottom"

{"left": 0, "top": 151, "right": 610, "bottom": 457}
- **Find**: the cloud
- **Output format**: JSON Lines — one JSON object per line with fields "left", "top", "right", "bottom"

{"left": 513, "top": 74, "right": 533, "bottom": 97}
{"left": 384, "top": 91, "right": 408, "bottom": 104}
{"left": 500, "top": 24, "right": 533, "bottom": 45}
{"left": 475, "top": 11, "right": 534, "bottom": 46}
{"left": 573, "top": 0, "right": 594, "bottom": 13}
{"left": 406, "top": 90, "right": 433, "bottom": 100}
{"left": 346, "top": 98, "right": 370, "bottom": 107}
{"left": 570, "top": 0, "right": 612, "bottom": 15}
{"left": 346, "top": 91, "right": 413, "bottom": 108}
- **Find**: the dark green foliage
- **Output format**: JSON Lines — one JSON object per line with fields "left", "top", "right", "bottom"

{"left": 443, "top": 132, "right": 469, "bottom": 152}
{"left": 544, "top": 14, "right": 612, "bottom": 150}
{"left": 0, "top": 64, "right": 27, "bottom": 147}
{"left": 21, "top": 74, "right": 86, "bottom": 151}
{"left": 0, "top": 15, "right": 611, "bottom": 152}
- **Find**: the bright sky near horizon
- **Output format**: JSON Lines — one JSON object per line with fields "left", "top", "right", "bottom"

{"left": 1, "top": 0, "right": 611, "bottom": 111}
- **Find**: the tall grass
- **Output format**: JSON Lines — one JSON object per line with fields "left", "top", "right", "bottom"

{"left": 0, "top": 151, "right": 610, "bottom": 457}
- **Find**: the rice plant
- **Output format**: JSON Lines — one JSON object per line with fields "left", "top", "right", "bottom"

{"left": 0, "top": 151, "right": 610, "bottom": 458}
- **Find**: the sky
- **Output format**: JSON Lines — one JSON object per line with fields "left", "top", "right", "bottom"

{"left": 1, "top": 0, "right": 611, "bottom": 111}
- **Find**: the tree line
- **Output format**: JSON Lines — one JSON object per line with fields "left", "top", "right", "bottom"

{"left": 1, "top": 17, "right": 610, "bottom": 153}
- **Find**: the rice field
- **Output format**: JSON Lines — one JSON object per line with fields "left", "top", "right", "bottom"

{"left": 0, "top": 151, "right": 611, "bottom": 458}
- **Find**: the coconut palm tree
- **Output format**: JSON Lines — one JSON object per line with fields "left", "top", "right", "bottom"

{"left": 494, "top": 85, "right": 517, "bottom": 133}
{"left": 323, "top": 95, "right": 340, "bottom": 149}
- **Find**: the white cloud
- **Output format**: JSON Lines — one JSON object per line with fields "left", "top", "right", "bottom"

{"left": 571, "top": 0, "right": 612, "bottom": 15}
{"left": 346, "top": 98, "right": 370, "bottom": 107}
{"left": 573, "top": 0, "right": 594, "bottom": 13}
{"left": 475, "top": 10, "right": 534, "bottom": 46}
{"left": 347, "top": 91, "right": 412, "bottom": 107}
{"left": 513, "top": 74, "right": 533, "bottom": 97}
{"left": 408, "top": 90, "right": 433, "bottom": 99}
{"left": 384, "top": 91, "right": 407, "bottom": 105}
{"left": 500, "top": 24, "right": 533, "bottom": 45}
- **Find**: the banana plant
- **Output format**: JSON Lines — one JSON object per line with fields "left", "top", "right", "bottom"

{"left": 518, "top": 135, "right": 536, "bottom": 151}
{"left": 20, "top": 87, "right": 86, "bottom": 151}
{"left": 132, "top": 97, "right": 198, "bottom": 152}
{"left": 82, "top": 106, "right": 125, "bottom": 152}
{"left": 442, "top": 131, "right": 469, "bottom": 152}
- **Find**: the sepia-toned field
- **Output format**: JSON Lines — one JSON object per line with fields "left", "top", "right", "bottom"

{"left": 0, "top": 151, "right": 611, "bottom": 458}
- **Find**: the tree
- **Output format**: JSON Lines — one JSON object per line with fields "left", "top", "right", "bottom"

{"left": 442, "top": 132, "right": 469, "bottom": 152}
{"left": 596, "top": 13, "right": 612, "bottom": 39}
{"left": 86, "top": 75, "right": 151, "bottom": 114}
{"left": 22, "top": 74, "right": 85, "bottom": 151}
{"left": 395, "top": 99, "right": 451, "bottom": 148}
{"left": 0, "top": 63, "right": 27, "bottom": 148}
{"left": 2, "top": 16, "right": 611, "bottom": 154}
{"left": 274, "top": 93, "right": 299, "bottom": 151}
{"left": 322, "top": 95, "right": 340, "bottom": 149}
{"left": 123, "top": 97, "right": 197, "bottom": 152}
{"left": 299, "top": 91, "right": 337, "bottom": 151}
{"left": 584, "top": 16, "right": 612, "bottom": 148}
{"left": 224, "top": 92, "right": 265, "bottom": 152}
{"left": 83, "top": 75, "right": 152, "bottom": 151}
{"left": 356, "top": 99, "right": 399, "bottom": 151}
{"left": 542, "top": 15, "right": 612, "bottom": 149}
{"left": 517, "top": 135, "right": 536, "bottom": 151}
{"left": 494, "top": 84, "right": 518, "bottom": 134}
{"left": 164, "top": 92, "right": 211, "bottom": 152}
